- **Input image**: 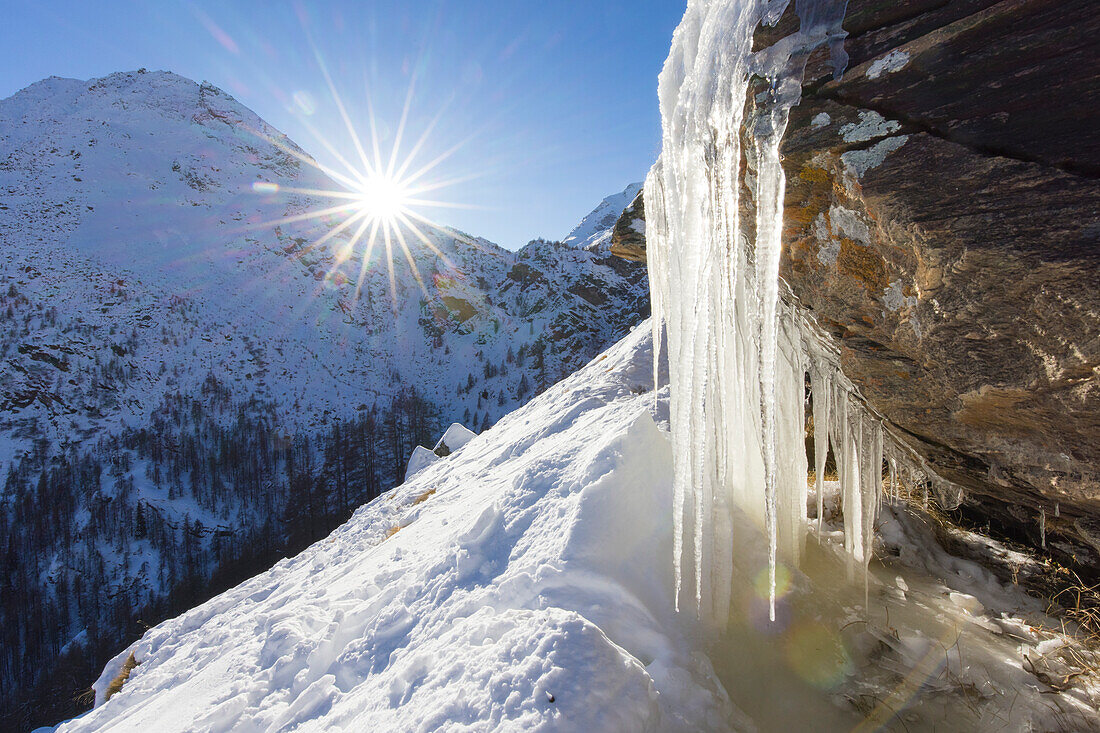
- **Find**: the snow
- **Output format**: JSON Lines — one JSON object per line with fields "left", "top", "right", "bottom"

{"left": 60, "top": 324, "right": 1100, "bottom": 731}
{"left": 560, "top": 182, "right": 643, "bottom": 252}
{"left": 9, "top": 17, "right": 1100, "bottom": 733}
{"left": 434, "top": 422, "right": 477, "bottom": 455}
{"left": 59, "top": 325, "right": 738, "bottom": 732}
{"left": 405, "top": 445, "right": 439, "bottom": 478}
{"left": 406, "top": 422, "right": 476, "bottom": 477}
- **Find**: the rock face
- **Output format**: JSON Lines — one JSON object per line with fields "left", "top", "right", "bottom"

{"left": 610, "top": 190, "right": 647, "bottom": 262}
{"left": 619, "top": 0, "right": 1100, "bottom": 573}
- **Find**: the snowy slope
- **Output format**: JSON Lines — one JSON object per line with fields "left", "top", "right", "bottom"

{"left": 0, "top": 69, "right": 649, "bottom": 728}
{"left": 560, "top": 182, "right": 642, "bottom": 252}
{"left": 60, "top": 324, "right": 738, "bottom": 732}
{"left": 59, "top": 322, "right": 1100, "bottom": 732}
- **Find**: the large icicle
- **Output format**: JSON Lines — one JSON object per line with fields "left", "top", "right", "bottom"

{"left": 810, "top": 365, "right": 832, "bottom": 534}
{"left": 649, "top": 0, "right": 971, "bottom": 628}
{"left": 646, "top": 0, "right": 865, "bottom": 625}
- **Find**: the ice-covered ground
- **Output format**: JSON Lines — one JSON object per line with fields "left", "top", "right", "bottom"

{"left": 707, "top": 483, "right": 1100, "bottom": 731}
{"left": 55, "top": 320, "right": 1100, "bottom": 732}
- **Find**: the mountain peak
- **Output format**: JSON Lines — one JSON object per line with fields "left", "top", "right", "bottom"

{"left": 2, "top": 69, "right": 280, "bottom": 145}
{"left": 11, "top": 69, "right": 202, "bottom": 105}
{"left": 561, "top": 182, "right": 643, "bottom": 252}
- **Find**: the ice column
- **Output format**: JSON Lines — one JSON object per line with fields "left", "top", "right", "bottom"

{"left": 810, "top": 366, "right": 832, "bottom": 534}
{"left": 646, "top": 0, "right": 881, "bottom": 625}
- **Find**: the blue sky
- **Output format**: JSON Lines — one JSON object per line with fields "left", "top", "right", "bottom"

{"left": 1, "top": 1, "right": 685, "bottom": 249}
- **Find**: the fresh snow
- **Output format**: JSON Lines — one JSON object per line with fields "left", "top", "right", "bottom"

{"left": 62, "top": 324, "right": 738, "bottom": 732}
{"left": 434, "top": 422, "right": 477, "bottom": 455}
{"left": 407, "top": 421, "right": 477, "bottom": 477}
{"left": 61, "top": 323, "right": 1100, "bottom": 731}
{"left": 404, "top": 445, "right": 440, "bottom": 479}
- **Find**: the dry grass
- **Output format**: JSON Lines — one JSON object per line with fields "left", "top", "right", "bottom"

{"left": 412, "top": 488, "right": 437, "bottom": 506}
{"left": 384, "top": 525, "right": 404, "bottom": 539}
{"left": 1049, "top": 571, "right": 1100, "bottom": 642}
{"left": 104, "top": 651, "right": 139, "bottom": 702}
{"left": 892, "top": 480, "right": 1100, "bottom": 678}
{"left": 75, "top": 686, "right": 96, "bottom": 708}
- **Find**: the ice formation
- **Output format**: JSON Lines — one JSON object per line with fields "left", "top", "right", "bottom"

{"left": 646, "top": 0, "right": 948, "bottom": 624}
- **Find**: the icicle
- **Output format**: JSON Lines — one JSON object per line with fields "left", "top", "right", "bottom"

{"left": 838, "top": 391, "right": 863, "bottom": 567}
{"left": 773, "top": 316, "right": 808, "bottom": 569}
{"left": 810, "top": 366, "right": 831, "bottom": 535}
{"left": 861, "top": 418, "right": 882, "bottom": 565}
{"left": 646, "top": 0, "right": 854, "bottom": 628}
{"left": 1040, "top": 507, "right": 1047, "bottom": 549}
{"left": 649, "top": 172, "right": 667, "bottom": 416}
{"left": 1055, "top": 502, "right": 1060, "bottom": 518}
{"left": 888, "top": 457, "right": 898, "bottom": 505}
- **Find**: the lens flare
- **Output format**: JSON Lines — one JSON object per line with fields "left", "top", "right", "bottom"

{"left": 784, "top": 622, "right": 852, "bottom": 690}
{"left": 754, "top": 563, "right": 792, "bottom": 600}
{"left": 239, "top": 50, "right": 484, "bottom": 316}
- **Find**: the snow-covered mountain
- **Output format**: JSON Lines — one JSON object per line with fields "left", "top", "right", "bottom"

{"left": 561, "top": 182, "right": 642, "bottom": 252}
{"left": 0, "top": 70, "right": 646, "bottom": 466}
{"left": 0, "top": 70, "right": 647, "bottom": 729}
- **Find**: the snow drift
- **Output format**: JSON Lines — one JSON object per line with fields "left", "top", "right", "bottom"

{"left": 61, "top": 325, "right": 737, "bottom": 732}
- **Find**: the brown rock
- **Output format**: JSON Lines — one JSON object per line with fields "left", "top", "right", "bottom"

{"left": 610, "top": 190, "right": 647, "bottom": 263}
{"left": 773, "top": 0, "right": 1100, "bottom": 571}
{"left": 639, "top": 0, "right": 1100, "bottom": 572}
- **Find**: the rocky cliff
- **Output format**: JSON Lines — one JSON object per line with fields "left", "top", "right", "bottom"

{"left": 620, "top": 0, "right": 1099, "bottom": 574}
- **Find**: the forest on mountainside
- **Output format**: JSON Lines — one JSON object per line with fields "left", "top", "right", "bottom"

{"left": 0, "top": 376, "right": 437, "bottom": 729}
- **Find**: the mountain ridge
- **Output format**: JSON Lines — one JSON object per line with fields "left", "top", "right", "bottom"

{"left": 560, "top": 181, "right": 643, "bottom": 252}
{"left": 0, "top": 69, "right": 648, "bottom": 730}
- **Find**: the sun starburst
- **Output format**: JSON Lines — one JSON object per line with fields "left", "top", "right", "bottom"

{"left": 240, "top": 53, "right": 485, "bottom": 316}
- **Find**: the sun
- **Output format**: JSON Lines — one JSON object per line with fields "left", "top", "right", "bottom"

{"left": 352, "top": 172, "right": 412, "bottom": 225}
{"left": 241, "top": 52, "right": 484, "bottom": 314}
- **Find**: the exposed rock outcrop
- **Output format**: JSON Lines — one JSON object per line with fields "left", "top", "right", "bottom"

{"left": 619, "top": 0, "right": 1100, "bottom": 574}
{"left": 610, "top": 190, "right": 647, "bottom": 262}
